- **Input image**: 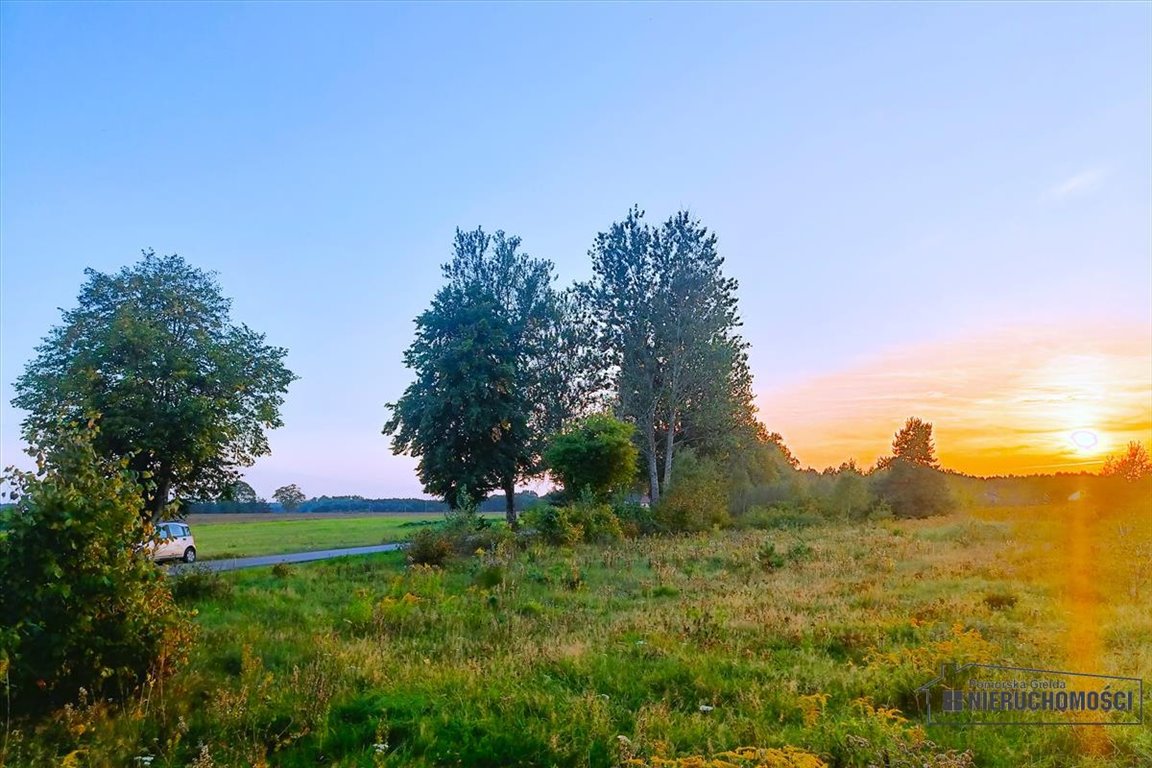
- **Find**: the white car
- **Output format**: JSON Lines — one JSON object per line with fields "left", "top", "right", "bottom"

{"left": 150, "top": 521, "right": 197, "bottom": 563}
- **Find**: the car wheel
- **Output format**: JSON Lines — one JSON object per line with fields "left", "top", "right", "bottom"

{"left": 183, "top": 547, "right": 196, "bottom": 563}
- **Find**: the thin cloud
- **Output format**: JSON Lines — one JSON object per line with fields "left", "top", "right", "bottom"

{"left": 1042, "top": 168, "right": 1106, "bottom": 202}
{"left": 757, "top": 323, "right": 1152, "bottom": 476}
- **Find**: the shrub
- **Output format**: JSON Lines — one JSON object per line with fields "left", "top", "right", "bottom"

{"left": 406, "top": 528, "right": 454, "bottom": 567}
{"left": 613, "top": 498, "right": 661, "bottom": 537}
{"left": 568, "top": 493, "right": 623, "bottom": 543}
{"left": 522, "top": 504, "right": 584, "bottom": 546}
{"left": 523, "top": 494, "right": 623, "bottom": 546}
{"left": 737, "top": 504, "right": 823, "bottom": 531}
{"left": 171, "top": 566, "right": 235, "bottom": 602}
{"left": 758, "top": 542, "right": 787, "bottom": 570}
{"left": 544, "top": 414, "right": 639, "bottom": 501}
{"left": 0, "top": 430, "right": 193, "bottom": 714}
{"left": 655, "top": 449, "right": 730, "bottom": 532}
{"left": 872, "top": 459, "right": 957, "bottom": 519}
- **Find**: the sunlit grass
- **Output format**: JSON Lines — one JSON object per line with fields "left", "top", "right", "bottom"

{"left": 5, "top": 504, "right": 1150, "bottom": 766}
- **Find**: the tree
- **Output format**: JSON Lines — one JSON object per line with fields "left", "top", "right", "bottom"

{"left": 223, "top": 480, "right": 258, "bottom": 503}
{"left": 1101, "top": 441, "right": 1152, "bottom": 482}
{"left": 12, "top": 251, "right": 296, "bottom": 520}
{"left": 385, "top": 228, "right": 589, "bottom": 526}
{"left": 273, "top": 484, "right": 306, "bottom": 512}
{"left": 583, "top": 208, "right": 749, "bottom": 504}
{"left": 385, "top": 287, "right": 518, "bottom": 512}
{"left": 544, "top": 414, "right": 638, "bottom": 501}
{"left": 0, "top": 427, "right": 192, "bottom": 713}
{"left": 877, "top": 417, "right": 939, "bottom": 470}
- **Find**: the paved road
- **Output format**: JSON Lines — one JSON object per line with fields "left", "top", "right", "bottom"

{"left": 169, "top": 542, "right": 406, "bottom": 573}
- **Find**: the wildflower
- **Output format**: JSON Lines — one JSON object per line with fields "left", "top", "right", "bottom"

{"left": 372, "top": 742, "right": 389, "bottom": 753}
{"left": 698, "top": 704, "right": 714, "bottom": 713}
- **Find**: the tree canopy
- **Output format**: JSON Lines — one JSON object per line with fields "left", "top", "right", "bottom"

{"left": 273, "top": 484, "right": 306, "bottom": 511}
{"left": 878, "top": 417, "right": 939, "bottom": 470}
{"left": 12, "top": 251, "right": 296, "bottom": 519}
{"left": 1101, "top": 441, "right": 1152, "bottom": 482}
{"left": 582, "top": 207, "right": 754, "bottom": 503}
{"left": 385, "top": 229, "right": 596, "bottom": 525}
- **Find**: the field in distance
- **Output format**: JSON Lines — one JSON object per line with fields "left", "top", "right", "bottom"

{"left": 186, "top": 512, "right": 502, "bottom": 560}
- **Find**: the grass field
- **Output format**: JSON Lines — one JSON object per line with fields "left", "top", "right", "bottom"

{"left": 5, "top": 504, "right": 1150, "bottom": 767}
{"left": 185, "top": 513, "right": 501, "bottom": 559}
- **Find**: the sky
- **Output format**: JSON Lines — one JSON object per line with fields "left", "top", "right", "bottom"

{"left": 1, "top": 2, "right": 1149, "bottom": 498}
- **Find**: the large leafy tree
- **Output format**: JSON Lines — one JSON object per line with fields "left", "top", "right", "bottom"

{"left": 582, "top": 208, "right": 752, "bottom": 503}
{"left": 385, "top": 229, "right": 596, "bottom": 526}
{"left": 385, "top": 285, "right": 522, "bottom": 513}
{"left": 12, "top": 251, "right": 297, "bottom": 520}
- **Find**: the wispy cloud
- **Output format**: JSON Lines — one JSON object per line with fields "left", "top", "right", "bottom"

{"left": 1042, "top": 167, "right": 1106, "bottom": 202}
{"left": 757, "top": 323, "right": 1152, "bottom": 476}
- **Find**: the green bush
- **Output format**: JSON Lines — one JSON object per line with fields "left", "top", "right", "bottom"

{"left": 544, "top": 414, "right": 638, "bottom": 501}
{"left": 170, "top": 566, "right": 235, "bottom": 602}
{"left": 522, "top": 495, "right": 623, "bottom": 546}
{"left": 736, "top": 504, "right": 823, "bottom": 531}
{"left": 523, "top": 504, "right": 581, "bottom": 545}
{"left": 406, "top": 528, "right": 454, "bottom": 567}
{"left": 655, "top": 449, "right": 730, "bottom": 532}
{"left": 872, "top": 459, "right": 958, "bottom": 518}
{"left": 0, "top": 430, "right": 193, "bottom": 714}
{"left": 613, "top": 498, "right": 661, "bottom": 537}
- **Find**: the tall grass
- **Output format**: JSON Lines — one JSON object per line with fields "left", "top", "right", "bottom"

{"left": 4, "top": 506, "right": 1149, "bottom": 767}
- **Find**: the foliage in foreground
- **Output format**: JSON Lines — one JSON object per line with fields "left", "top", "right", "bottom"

{"left": 0, "top": 431, "right": 193, "bottom": 715}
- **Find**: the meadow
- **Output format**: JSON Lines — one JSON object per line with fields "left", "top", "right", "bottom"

{"left": 185, "top": 513, "right": 500, "bottom": 559}
{"left": 4, "top": 503, "right": 1149, "bottom": 767}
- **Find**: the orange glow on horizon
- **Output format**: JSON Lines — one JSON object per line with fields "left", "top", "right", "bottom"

{"left": 758, "top": 324, "right": 1152, "bottom": 476}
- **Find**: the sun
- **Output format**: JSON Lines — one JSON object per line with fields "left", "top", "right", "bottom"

{"left": 1070, "top": 429, "right": 1100, "bottom": 453}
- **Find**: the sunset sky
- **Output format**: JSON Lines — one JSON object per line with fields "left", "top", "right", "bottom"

{"left": 1, "top": 3, "right": 1149, "bottom": 497}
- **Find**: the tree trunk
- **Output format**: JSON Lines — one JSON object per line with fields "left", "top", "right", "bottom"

{"left": 645, "top": 414, "right": 661, "bottom": 505}
{"left": 503, "top": 477, "right": 518, "bottom": 530}
{"left": 147, "top": 477, "right": 171, "bottom": 522}
{"left": 662, "top": 405, "right": 677, "bottom": 494}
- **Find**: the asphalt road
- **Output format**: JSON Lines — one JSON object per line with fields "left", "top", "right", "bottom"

{"left": 168, "top": 542, "right": 405, "bottom": 573}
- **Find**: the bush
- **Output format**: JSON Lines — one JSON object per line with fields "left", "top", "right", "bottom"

{"left": 872, "top": 459, "right": 957, "bottom": 519}
{"left": 736, "top": 504, "right": 823, "bottom": 531}
{"left": 171, "top": 566, "right": 235, "bottom": 602}
{"left": 655, "top": 449, "right": 730, "bottom": 532}
{"left": 613, "top": 498, "right": 661, "bottom": 537}
{"left": 523, "top": 494, "right": 623, "bottom": 546}
{"left": 0, "top": 430, "right": 193, "bottom": 714}
{"left": 406, "top": 528, "right": 454, "bottom": 567}
{"left": 523, "top": 504, "right": 581, "bottom": 546}
{"left": 544, "top": 414, "right": 639, "bottom": 501}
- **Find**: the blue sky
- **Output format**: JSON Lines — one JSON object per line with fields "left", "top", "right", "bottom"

{"left": 2, "top": 2, "right": 1149, "bottom": 496}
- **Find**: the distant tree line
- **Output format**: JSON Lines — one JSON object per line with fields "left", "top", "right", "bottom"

{"left": 184, "top": 491, "right": 541, "bottom": 515}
